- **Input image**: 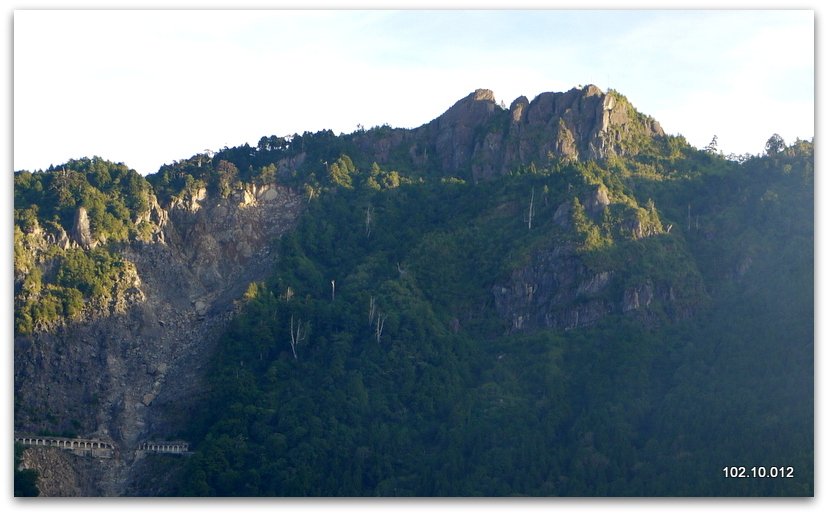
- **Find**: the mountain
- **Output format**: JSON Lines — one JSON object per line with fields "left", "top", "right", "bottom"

{"left": 365, "top": 85, "right": 664, "bottom": 181}
{"left": 13, "top": 86, "right": 813, "bottom": 496}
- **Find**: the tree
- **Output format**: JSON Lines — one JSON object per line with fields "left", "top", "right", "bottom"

{"left": 256, "top": 164, "right": 277, "bottom": 185}
{"left": 216, "top": 160, "right": 239, "bottom": 197}
{"left": 329, "top": 155, "right": 356, "bottom": 189}
{"left": 368, "top": 295, "right": 377, "bottom": 327}
{"left": 365, "top": 204, "right": 373, "bottom": 238}
{"left": 257, "top": 136, "right": 272, "bottom": 152}
{"left": 14, "top": 444, "right": 39, "bottom": 497}
{"left": 704, "top": 135, "right": 718, "bottom": 154}
{"left": 375, "top": 312, "right": 387, "bottom": 343}
{"left": 289, "top": 315, "right": 306, "bottom": 361}
{"left": 765, "top": 134, "right": 786, "bottom": 156}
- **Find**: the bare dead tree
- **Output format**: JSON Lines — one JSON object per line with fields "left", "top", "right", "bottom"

{"left": 365, "top": 204, "right": 373, "bottom": 238}
{"left": 331, "top": 280, "right": 336, "bottom": 302}
{"left": 704, "top": 134, "right": 718, "bottom": 154}
{"left": 289, "top": 314, "right": 306, "bottom": 361}
{"left": 527, "top": 186, "right": 535, "bottom": 230}
{"left": 368, "top": 295, "right": 377, "bottom": 327}
{"left": 375, "top": 312, "right": 387, "bottom": 344}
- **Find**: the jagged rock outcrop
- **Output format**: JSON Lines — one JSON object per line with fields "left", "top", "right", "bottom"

{"left": 14, "top": 182, "right": 303, "bottom": 496}
{"left": 553, "top": 200, "right": 572, "bottom": 227}
{"left": 71, "top": 207, "right": 96, "bottom": 249}
{"left": 510, "top": 95, "right": 529, "bottom": 124}
{"left": 418, "top": 88, "right": 500, "bottom": 174}
{"left": 44, "top": 223, "right": 72, "bottom": 249}
{"left": 134, "top": 194, "right": 169, "bottom": 244}
{"left": 162, "top": 182, "right": 292, "bottom": 291}
{"left": 20, "top": 447, "right": 105, "bottom": 496}
{"left": 486, "top": 85, "right": 663, "bottom": 181}
{"left": 584, "top": 184, "right": 611, "bottom": 216}
{"left": 348, "top": 85, "right": 665, "bottom": 182}
{"left": 493, "top": 239, "right": 701, "bottom": 333}
{"left": 493, "top": 243, "right": 614, "bottom": 332}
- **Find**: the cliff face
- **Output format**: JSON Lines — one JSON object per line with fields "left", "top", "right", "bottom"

{"left": 409, "top": 87, "right": 685, "bottom": 331}
{"left": 492, "top": 243, "right": 697, "bottom": 333}
{"left": 18, "top": 447, "right": 118, "bottom": 496}
{"left": 354, "top": 85, "right": 664, "bottom": 182}
{"left": 14, "top": 182, "right": 302, "bottom": 496}
{"left": 281, "top": 85, "right": 664, "bottom": 186}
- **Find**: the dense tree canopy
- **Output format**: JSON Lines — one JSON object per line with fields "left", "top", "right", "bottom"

{"left": 153, "top": 139, "right": 811, "bottom": 496}
{"left": 14, "top": 133, "right": 813, "bottom": 496}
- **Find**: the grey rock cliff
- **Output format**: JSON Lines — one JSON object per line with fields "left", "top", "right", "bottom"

{"left": 493, "top": 243, "right": 615, "bottom": 332}
{"left": 71, "top": 207, "right": 96, "bottom": 249}
{"left": 351, "top": 85, "right": 665, "bottom": 182}
{"left": 14, "top": 182, "right": 303, "bottom": 496}
{"left": 493, "top": 231, "right": 702, "bottom": 333}
{"left": 420, "top": 88, "right": 500, "bottom": 174}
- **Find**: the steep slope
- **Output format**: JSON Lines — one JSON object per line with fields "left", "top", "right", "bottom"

{"left": 405, "top": 85, "right": 664, "bottom": 181}
{"left": 14, "top": 163, "right": 302, "bottom": 495}
{"left": 165, "top": 138, "right": 811, "bottom": 496}
{"left": 201, "top": 85, "right": 666, "bottom": 186}
{"left": 13, "top": 87, "right": 813, "bottom": 497}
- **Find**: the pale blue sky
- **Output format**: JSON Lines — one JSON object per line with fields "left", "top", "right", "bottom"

{"left": 14, "top": 9, "right": 814, "bottom": 175}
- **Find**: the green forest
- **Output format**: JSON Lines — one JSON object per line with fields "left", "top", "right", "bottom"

{"left": 14, "top": 124, "right": 813, "bottom": 495}
{"left": 173, "top": 136, "right": 811, "bottom": 495}
{"left": 14, "top": 158, "right": 149, "bottom": 334}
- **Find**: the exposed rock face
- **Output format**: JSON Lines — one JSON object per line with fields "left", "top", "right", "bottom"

{"left": 134, "top": 194, "right": 169, "bottom": 244}
{"left": 419, "top": 88, "right": 500, "bottom": 175}
{"left": 486, "top": 85, "right": 664, "bottom": 180}
{"left": 44, "top": 223, "right": 72, "bottom": 249}
{"left": 493, "top": 244, "right": 613, "bottom": 332}
{"left": 72, "top": 207, "right": 96, "bottom": 249}
{"left": 163, "top": 182, "right": 292, "bottom": 292}
{"left": 584, "top": 185, "right": 611, "bottom": 216}
{"left": 14, "top": 182, "right": 303, "bottom": 496}
{"left": 553, "top": 201, "right": 572, "bottom": 227}
{"left": 19, "top": 447, "right": 123, "bottom": 496}
{"left": 510, "top": 95, "right": 529, "bottom": 124}
{"left": 348, "top": 85, "right": 665, "bottom": 183}
{"left": 622, "top": 282, "right": 654, "bottom": 313}
{"left": 492, "top": 241, "right": 698, "bottom": 333}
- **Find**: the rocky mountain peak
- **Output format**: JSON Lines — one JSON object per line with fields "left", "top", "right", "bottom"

{"left": 473, "top": 88, "right": 496, "bottom": 102}
{"left": 433, "top": 88, "right": 499, "bottom": 127}
{"left": 582, "top": 84, "right": 603, "bottom": 97}
{"left": 383, "top": 85, "right": 669, "bottom": 181}
{"left": 510, "top": 95, "right": 529, "bottom": 124}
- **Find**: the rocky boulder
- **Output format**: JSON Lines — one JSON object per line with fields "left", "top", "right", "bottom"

{"left": 71, "top": 207, "right": 96, "bottom": 250}
{"left": 583, "top": 184, "right": 611, "bottom": 217}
